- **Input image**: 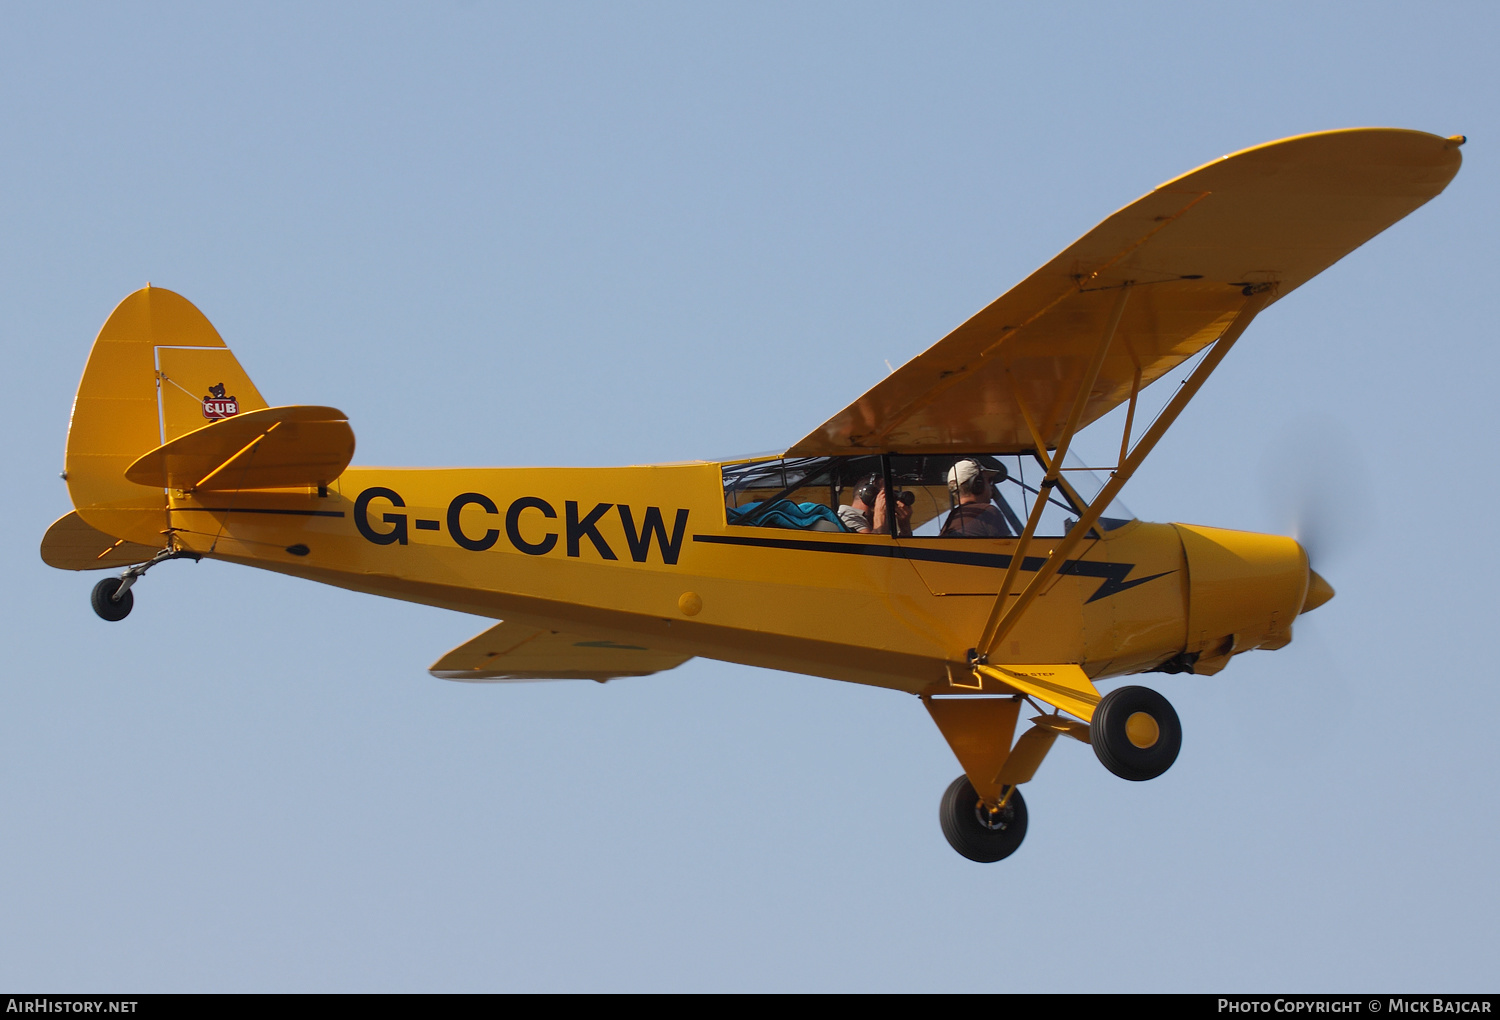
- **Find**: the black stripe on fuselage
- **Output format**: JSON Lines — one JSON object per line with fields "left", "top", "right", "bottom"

{"left": 173, "top": 507, "right": 347, "bottom": 518}
{"left": 690, "top": 532, "right": 1172, "bottom": 603}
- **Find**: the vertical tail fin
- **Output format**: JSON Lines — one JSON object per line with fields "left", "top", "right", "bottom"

{"left": 65, "top": 286, "right": 267, "bottom": 546}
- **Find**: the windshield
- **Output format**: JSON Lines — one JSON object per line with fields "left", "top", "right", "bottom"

{"left": 1054, "top": 450, "right": 1135, "bottom": 532}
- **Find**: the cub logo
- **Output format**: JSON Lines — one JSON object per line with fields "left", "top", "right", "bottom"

{"left": 202, "top": 382, "right": 240, "bottom": 420}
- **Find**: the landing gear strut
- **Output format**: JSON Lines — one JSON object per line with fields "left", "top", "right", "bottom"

{"left": 939, "top": 776, "right": 1028, "bottom": 863}
{"left": 89, "top": 547, "right": 199, "bottom": 622}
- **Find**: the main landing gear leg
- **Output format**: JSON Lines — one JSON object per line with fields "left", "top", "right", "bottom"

{"left": 89, "top": 547, "right": 200, "bottom": 622}
{"left": 924, "top": 696, "right": 1057, "bottom": 863}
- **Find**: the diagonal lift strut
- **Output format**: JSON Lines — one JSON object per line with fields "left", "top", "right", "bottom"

{"left": 973, "top": 287, "right": 1272, "bottom": 668}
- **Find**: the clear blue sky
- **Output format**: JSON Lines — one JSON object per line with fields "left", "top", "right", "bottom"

{"left": 3, "top": 2, "right": 1496, "bottom": 992}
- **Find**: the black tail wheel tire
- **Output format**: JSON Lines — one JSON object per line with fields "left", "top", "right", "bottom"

{"left": 1091, "top": 685, "right": 1181, "bottom": 781}
{"left": 938, "top": 775, "right": 1027, "bottom": 863}
{"left": 90, "top": 577, "right": 134, "bottom": 622}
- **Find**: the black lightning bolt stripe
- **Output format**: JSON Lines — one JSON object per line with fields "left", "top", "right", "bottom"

{"left": 690, "top": 533, "right": 1172, "bottom": 604}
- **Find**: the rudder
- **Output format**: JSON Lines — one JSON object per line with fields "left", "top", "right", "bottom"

{"left": 64, "top": 286, "right": 268, "bottom": 547}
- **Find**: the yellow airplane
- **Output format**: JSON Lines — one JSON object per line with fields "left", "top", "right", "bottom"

{"left": 42, "top": 128, "right": 1463, "bottom": 862}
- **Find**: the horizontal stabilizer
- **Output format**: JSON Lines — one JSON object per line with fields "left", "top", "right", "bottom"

{"left": 40, "top": 511, "right": 159, "bottom": 570}
{"left": 125, "top": 405, "right": 354, "bottom": 492}
{"left": 974, "top": 663, "right": 1102, "bottom": 722}
{"left": 431, "top": 620, "right": 692, "bottom": 682}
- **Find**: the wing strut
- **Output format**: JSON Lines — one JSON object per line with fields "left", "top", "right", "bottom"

{"left": 972, "top": 287, "right": 1272, "bottom": 665}
{"left": 981, "top": 283, "right": 1133, "bottom": 656}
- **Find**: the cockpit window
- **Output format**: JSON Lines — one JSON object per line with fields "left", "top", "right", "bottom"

{"left": 889, "top": 454, "right": 1067, "bottom": 537}
{"left": 721, "top": 453, "right": 1136, "bottom": 537}
{"left": 721, "top": 455, "right": 883, "bottom": 533}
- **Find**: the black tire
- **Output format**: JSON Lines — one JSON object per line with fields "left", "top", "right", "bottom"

{"left": 90, "top": 577, "right": 134, "bottom": 622}
{"left": 1091, "top": 685, "right": 1181, "bottom": 781}
{"left": 938, "top": 775, "right": 1027, "bottom": 863}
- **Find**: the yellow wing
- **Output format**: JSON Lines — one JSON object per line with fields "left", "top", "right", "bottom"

{"left": 788, "top": 128, "right": 1463, "bottom": 455}
{"left": 430, "top": 620, "right": 692, "bottom": 682}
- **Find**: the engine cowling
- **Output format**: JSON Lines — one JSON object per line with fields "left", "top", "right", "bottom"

{"left": 1171, "top": 524, "right": 1324, "bottom": 675}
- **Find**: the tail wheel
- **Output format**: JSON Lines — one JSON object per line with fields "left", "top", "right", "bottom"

{"left": 90, "top": 577, "right": 134, "bottom": 622}
{"left": 1091, "top": 685, "right": 1181, "bottom": 781}
{"left": 938, "top": 775, "right": 1027, "bottom": 863}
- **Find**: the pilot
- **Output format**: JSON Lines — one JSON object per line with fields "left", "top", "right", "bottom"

{"left": 940, "top": 459, "right": 1011, "bottom": 538}
{"left": 839, "top": 473, "right": 912, "bottom": 536}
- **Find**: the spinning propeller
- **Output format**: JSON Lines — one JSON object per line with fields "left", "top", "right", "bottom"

{"left": 1263, "top": 416, "right": 1372, "bottom": 615}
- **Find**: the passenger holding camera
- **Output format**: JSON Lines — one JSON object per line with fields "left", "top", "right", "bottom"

{"left": 839, "top": 472, "right": 912, "bottom": 536}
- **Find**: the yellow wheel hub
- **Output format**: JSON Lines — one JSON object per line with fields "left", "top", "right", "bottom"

{"left": 1125, "top": 711, "right": 1160, "bottom": 749}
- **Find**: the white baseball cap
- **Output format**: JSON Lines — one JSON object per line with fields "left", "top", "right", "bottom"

{"left": 946, "top": 458, "right": 995, "bottom": 489}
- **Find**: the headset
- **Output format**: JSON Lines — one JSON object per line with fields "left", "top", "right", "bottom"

{"left": 856, "top": 471, "right": 915, "bottom": 507}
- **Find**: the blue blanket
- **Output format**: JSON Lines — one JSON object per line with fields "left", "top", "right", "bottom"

{"left": 727, "top": 500, "right": 848, "bottom": 532}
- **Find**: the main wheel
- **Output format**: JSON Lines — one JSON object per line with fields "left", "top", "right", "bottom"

{"left": 939, "top": 775, "right": 1027, "bottom": 863}
{"left": 1091, "top": 685, "right": 1181, "bottom": 781}
{"left": 90, "top": 577, "right": 134, "bottom": 622}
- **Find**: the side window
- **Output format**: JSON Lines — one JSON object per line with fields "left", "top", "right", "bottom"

{"left": 719, "top": 453, "right": 1127, "bottom": 537}
{"left": 887, "top": 454, "right": 1082, "bottom": 538}
{"left": 721, "top": 456, "right": 883, "bottom": 533}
